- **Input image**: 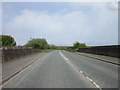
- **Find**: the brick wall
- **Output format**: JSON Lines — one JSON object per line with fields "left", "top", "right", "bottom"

{"left": 78, "top": 45, "right": 120, "bottom": 58}
{"left": 1, "top": 47, "right": 41, "bottom": 62}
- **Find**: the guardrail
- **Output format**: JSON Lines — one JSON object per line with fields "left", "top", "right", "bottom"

{"left": 1, "top": 47, "right": 41, "bottom": 62}
{"left": 78, "top": 45, "right": 120, "bottom": 58}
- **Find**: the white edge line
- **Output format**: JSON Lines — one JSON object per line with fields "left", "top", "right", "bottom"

{"left": 2, "top": 58, "right": 41, "bottom": 87}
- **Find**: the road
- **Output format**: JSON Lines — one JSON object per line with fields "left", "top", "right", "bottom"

{"left": 3, "top": 50, "right": 119, "bottom": 88}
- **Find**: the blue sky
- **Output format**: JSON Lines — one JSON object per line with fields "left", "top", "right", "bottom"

{"left": 2, "top": 2, "right": 118, "bottom": 46}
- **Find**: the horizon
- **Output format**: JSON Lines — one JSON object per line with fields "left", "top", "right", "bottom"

{"left": 2, "top": 2, "right": 118, "bottom": 46}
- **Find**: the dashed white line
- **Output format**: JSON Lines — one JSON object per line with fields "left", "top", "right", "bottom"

{"left": 86, "top": 76, "right": 93, "bottom": 82}
{"left": 80, "top": 71, "right": 83, "bottom": 73}
{"left": 59, "top": 51, "right": 102, "bottom": 90}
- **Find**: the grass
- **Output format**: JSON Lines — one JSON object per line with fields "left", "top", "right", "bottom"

{"left": 65, "top": 49, "right": 77, "bottom": 52}
{"left": 42, "top": 49, "right": 54, "bottom": 53}
{"left": 42, "top": 49, "right": 77, "bottom": 53}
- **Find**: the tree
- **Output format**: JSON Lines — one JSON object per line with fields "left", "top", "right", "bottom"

{"left": 0, "top": 35, "right": 16, "bottom": 46}
{"left": 49, "top": 44, "right": 57, "bottom": 49}
{"left": 24, "top": 38, "right": 49, "bottom": 49}
{"left": 73, "top": 42, "right": 87, "bottom": 49}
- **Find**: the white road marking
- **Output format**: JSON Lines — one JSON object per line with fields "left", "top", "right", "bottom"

{"left": 80, "top": 71, "right": 83, "bottom": 73}
{"left": 59, "top": 51, "right": 102, "bottom": 90}
{"left": 2, "top": 58, "right": 42, "bottom": 87}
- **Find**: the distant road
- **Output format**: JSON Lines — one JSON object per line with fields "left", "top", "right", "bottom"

{"left": 3, "top": 50, "right": 118, "bottom": 88}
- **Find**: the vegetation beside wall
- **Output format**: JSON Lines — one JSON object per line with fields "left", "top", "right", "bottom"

{"left": 24, "top": 38, "right": 49, "bottom": 49}
{"left": 0, "top": 35, "right": 16, "bottom": 47}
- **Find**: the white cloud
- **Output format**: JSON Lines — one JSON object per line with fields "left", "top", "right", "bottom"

{"left": 0, "top": 2, "right": 2, "bottom": 35}
{"left": 3, "top": 3, "right": 118, "bottom": 46}
{"left": 2, "top": 0, "right": 120, "bottom": 2}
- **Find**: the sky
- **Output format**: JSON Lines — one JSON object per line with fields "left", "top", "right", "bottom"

{"left": 2, "top": 2, "right": 118, "bottom": 46}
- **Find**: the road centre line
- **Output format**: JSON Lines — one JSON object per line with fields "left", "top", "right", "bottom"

{"left": 59, "top": 51, "right": 102, "bottom": 90}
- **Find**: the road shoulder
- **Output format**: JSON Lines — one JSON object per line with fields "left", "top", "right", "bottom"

{"left": 75, "top": 52, "right": 119, "bottom": 65}
{"left": 2, "top": 52, "right": 47, "bottom": 84}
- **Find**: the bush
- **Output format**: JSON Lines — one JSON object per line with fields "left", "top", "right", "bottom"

{"left": 24, "top": 38, "right": 49, "bottom": 49}
{"left": 0, "top": 35, "right": 16, "bottom": 46}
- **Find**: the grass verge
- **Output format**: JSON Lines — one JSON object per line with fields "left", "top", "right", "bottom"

{"left": 42, "top": 49, "right": 54, "bottom": 53}
{"left": 65, "top": 49, "right": 77, "bottom": 52}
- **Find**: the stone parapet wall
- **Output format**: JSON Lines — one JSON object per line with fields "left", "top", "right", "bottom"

{"left": 1, "top": 47, "right": 41, "bottom": 62}
{"left": 78, "top": 45, "right": 119, "bottom": 58}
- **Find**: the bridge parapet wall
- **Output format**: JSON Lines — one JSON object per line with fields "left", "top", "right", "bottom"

{"left": 78, "top": 45, "right": 120, "bottom": 58}
{"left": 0, "top": 47, "right": 41, "bottom": 62}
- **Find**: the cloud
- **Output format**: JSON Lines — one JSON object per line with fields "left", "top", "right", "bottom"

{"left": 106, "top": 2, "right": 118, "bottom": 10}
{"left": 0, "top": 3, "right": 2, "bottom": 35}
{"left": 3, "top": 3, "right": 118, "bottom": 46}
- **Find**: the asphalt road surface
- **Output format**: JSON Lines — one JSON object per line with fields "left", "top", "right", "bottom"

{"left": 3, "top": 50, "right": 119, "bottom": 88}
